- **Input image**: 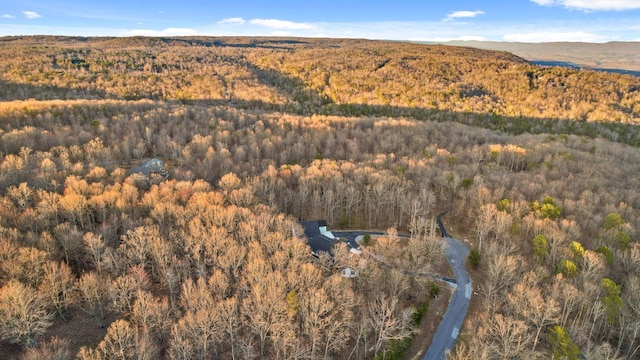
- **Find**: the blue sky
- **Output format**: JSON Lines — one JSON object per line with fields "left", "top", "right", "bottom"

{"left": 1, "top": 0, "right": 639, "bottom": 42}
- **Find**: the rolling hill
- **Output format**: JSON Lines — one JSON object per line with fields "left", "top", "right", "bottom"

{"left": 444, "top": 40, "right": 640, "bottom": 75}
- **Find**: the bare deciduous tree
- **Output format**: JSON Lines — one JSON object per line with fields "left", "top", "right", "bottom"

{"left": 179, "top": 277, "right": 214, "bottom": 314}
{"left": 241, "top": 271, "right": 287, "bottom": 359}
{"left": 368, "top": 294, "right": 415, "bottom": 356}
{"left": 21, "top": 337, "right": 71, "bottom": 360}
{"left": 38, "top": 261, "right": 75, "bottom": 319}
{"left": 97, "top": 319, "right": 155, "bottom": 360}
{"left": 0, "top": 280, "right": 54, "bottom": 348}
{"left": 506, "top": 272, "right": 560, "bottom": 352}
{"left": 475, "top": 203, "right": 497, "bottom": 253}
{"left": 75, "top": 271, "right": 107, "bottom": 326}
{"left": 131, "top": 290, "right": 172, "bottom": 342}
{"left": 484, "top": 253, "right": 523, "bottom": 303}
{"left": 3, "top": 246, "right": 47, "bottom": 289}
{"left": 301, "top": 287, "right": 334, "bottom": 357}
{"left": 109, "top": 272, "right": 140, "bottom": 316}
{"left": 217, "top": 296, "right": 240, "bottom": 360}
{"left": 169, "top": 309, "right": 222, "bottom": 360}
{"left": 83, "top": 232, "right": 105, "bottom": 272}
{"left": 478, "top": 312, "right": 533, "bottom": 360}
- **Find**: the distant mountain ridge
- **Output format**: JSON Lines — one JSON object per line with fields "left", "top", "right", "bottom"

{"left": 1, "top": 36, "right": 639, "bottom": 126}
{"left": 528, "top": 60, "right": 640, "bottom": 77}
{"left": 441, "top": 40, "right": 640, "bottom": 75}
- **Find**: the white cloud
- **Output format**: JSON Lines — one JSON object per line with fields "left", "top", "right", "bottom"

{"left": 503, "top": 31, "right": 609, "bottom": 42}
{"left": 122, "top": 27, "right": 198, "bottom": 36}
{"left": 22, "top": 11, "right": 42, "bottom": 19}
{"left": 0, "top": 16, "right": 635, "bottom": 43}
{"left": 218, "top": 17, "right": 245, "bottom": 25}
{"left": 445, "top": 10, "right": 485, "bottom": 21}
{"left": 530, "top": 0, "right": 640, "bottom": 11}
{"left": 249, "top": 18, "right": 316, "bottom": 30}
{"left": 1, "top": 14, "right": 15, "bottom": 19}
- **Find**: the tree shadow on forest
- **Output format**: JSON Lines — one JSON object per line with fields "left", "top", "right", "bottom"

{"left": 0, "top": 79, "right": 112, "bottom": 102}
{"left": 207, "top": 38, "right": 311, "bottom": 50}
{"left": 2, "top": 68, "right": 640, "bottom": 149}
{"left": 179, "top": 96, "right": 640, "bottom": 148}
{"left": 207, "top": 53, "right": 333, "bottom": 109}
{"left": 177, "top": 55, "right": 640, "bottom": 147}
{"left": 96, "top": 36, "right": 312, "bottom": 50}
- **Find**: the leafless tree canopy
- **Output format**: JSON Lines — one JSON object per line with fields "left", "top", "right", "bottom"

{"left": 0, "top": 36, "right": 639, "bottom": 359}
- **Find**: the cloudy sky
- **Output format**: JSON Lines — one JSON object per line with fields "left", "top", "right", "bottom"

{"left": 1, "top": 0, "right": 639, "bottom": 42}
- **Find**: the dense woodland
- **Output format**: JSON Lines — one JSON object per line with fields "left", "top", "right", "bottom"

{"left": 0, "top": 36, "right": 639, "bottom": 359}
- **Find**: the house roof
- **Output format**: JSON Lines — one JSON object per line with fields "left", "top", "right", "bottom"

{"left": 301, "top": 220, "right": 334, "bottom": 256}
{"left": 301, "top": 220, "right": 322, "bottom": 237}
{"left": 307, "top": 234, "right": 334, "bottom": 255}
{"left": 128, "top": 158, "right": 169, "bottom": 180}
{"left": 301, "top": 220, "right": 364, "bottom": 257}
{"left": 142, "top": 158, "right": 163, "bottom": 170}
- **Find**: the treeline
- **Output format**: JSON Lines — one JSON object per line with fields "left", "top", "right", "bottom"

{"left": 0, "top": 36, "right": 639, "bottom": 359}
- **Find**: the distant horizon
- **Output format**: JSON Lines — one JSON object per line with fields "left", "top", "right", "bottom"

{"left": 1, "top": 35, "right": 639, "bottom": 46}
{"left": 1, "top": 0, "right": 639, "bottom": 43}
{"left": 6, "top": 34, "right": 640, "bottom": 73}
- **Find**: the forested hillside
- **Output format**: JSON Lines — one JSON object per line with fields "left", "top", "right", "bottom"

{"left": 0, "top": 36, "right": 639, "bottom": 359}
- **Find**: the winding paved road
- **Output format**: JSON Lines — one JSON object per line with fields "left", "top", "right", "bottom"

{"left": 423, "top": 212, "right": 472, "bottom": 360}
{"left": 332, "top": 212, "right": 471, "bottom": 360}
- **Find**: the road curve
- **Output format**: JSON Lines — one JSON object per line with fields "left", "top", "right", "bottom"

{"left": 331, "top": 231, "right": 457, "bottom": 285}
{"left": 423, "top": 212, "right": 472, "bottom": 360}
